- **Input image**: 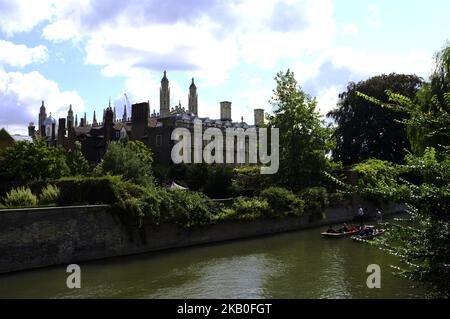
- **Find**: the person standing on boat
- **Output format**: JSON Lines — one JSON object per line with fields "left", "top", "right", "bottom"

{"left": 376, "top": 208, "right": 383, "bottom": 223}
{"left": 358, "top": 206, "right": 365, "bottom": 226}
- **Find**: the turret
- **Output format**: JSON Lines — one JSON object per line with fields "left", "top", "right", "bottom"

{"left": 67, "top": 104, "right": 74, "bottom": 129}
{"left": 39, "top": 100, "right": 47, "bottom": 136}
{"left": 188, "top": 78, "right": 198, "bottom": 116}
{"left": 160, "top": 70, "right": 170, "bottom": 117}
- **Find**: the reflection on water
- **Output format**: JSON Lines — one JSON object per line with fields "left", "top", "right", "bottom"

{"left": 0, "top": 223, "right": 426, "bottom": 299}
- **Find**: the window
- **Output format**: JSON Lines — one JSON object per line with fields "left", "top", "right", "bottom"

{"left": 156, "top": 135, "right": 162, "bottom": 147}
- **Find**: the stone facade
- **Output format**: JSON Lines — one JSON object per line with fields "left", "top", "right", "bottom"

{"left": 30, "top": 71, "right": 266, "bottom": 165}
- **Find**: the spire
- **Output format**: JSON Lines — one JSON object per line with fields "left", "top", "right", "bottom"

{"left": 108, "top": 97, "right": 111, "bottom": 109}
{"left": 160, "top": 70, "right": 170, "bottom": 117}
{"left": 93, "top": 111, "right": 98, "bottom": 126}
{"left": 75, "top": 114, "right": 78, "bottom": 127}
{"left": 122, "top": 104, "right": 127, "bottom": 122}
{"left": 190, "top": 77, "right": 196, "bottom": 88}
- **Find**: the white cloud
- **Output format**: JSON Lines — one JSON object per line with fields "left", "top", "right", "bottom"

{"left": 0, "top": 69, "right": 85, "bottom": 134}
{"left": 343, "top": 24, "right": 359, "bottom": 35}
{"left": 330, "top": 47, "right": 432, "bottom": 78}
{"left": 0, "top": 0, "right": 59, "bottom": 36}
{"left": 316, "top": 85, "right": 341, "bottom": 116}
{"left": 0, "top": 40, "right": 48, "bottom": 67}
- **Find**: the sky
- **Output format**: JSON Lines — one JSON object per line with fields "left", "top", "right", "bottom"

{"left": 0, "top": 0, "right": 449, "bottom": 135}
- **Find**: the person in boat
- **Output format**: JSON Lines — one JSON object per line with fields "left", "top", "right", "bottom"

{"left": 357, "top": 206, "right": 365, "bottom": 226}
{"left": 376, "top": 208, "right": 383, "bottom": 223}
{"left": 338, "top": 223, "right": 350, "bottom": 233}
{"left": 326, "top": 225, "right": 337, "bottom": 233}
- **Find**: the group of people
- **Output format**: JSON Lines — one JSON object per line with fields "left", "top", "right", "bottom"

{"left": 326, "top": 223, "right": 358, "bottom": 234}
{"left": 325, "top": 206, "right": 383, "bottom": 234}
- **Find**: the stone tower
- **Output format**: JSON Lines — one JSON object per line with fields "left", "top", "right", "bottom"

{"left": 254, "top": 109, "right": 264, "bottom": 125}
{"left": 132, "top": 102, "right": 150, "bottom": 141}
{"left": 39, "top": 100, "right": 47, "bottom": 136}
{"left": 188, "top": 78, "right": 198, "bottom": 116}
{"left": 122, "top": 104, "right": 127, "bottom": 122}
{"left": 67, "top": 104, "right": 74, "bottom": 129}
{"left": 220, "top": 101, "right": 232, "bottom": 121}
{"left": 160, "top": 71, "right": 170, "bottom": 117}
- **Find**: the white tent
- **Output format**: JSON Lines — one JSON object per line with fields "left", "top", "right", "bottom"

{"left": 167, "top": 181, "right": 188, "bottom": 190}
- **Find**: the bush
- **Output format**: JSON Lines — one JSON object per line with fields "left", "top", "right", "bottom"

{"left": 94, "top": 140, "right": 154, "bottom": 186}
{"left": 159, "top": 189, "right": 221, "bottom": 228}
{"left": 232, "top": 166, "right": 272, "bottom": 197}
{"left": 353, "top": 159, "right": 397, "bottom": 188}
{"left": 225, "top": 197, "right": 272, "bottom": 221}
{"left": 261, "top": 187, "right": 304, "bottom": 217}
{"left": 203, "top": 165, "right": 234, "bottom": 198}
{"left": 300, "top": 187, "right": 329, "bottom": 213}
{"left": 39, "top": 184, "right": 60, "bottom": 206}
{"left": 3, "top": 187, "right": 38, "bottom": 208}
{"left": 55, "top": 176, "right": 120, "bottom": 205}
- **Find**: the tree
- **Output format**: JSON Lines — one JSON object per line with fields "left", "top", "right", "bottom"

{"left": 350, "top": 52, "right": 450, "bottom": 296}
{"left": 329, "top": 74, "right": 423, "bottom": 165}
{"left": 66, "top": 141, "right": 89, "bottom": 176}
{"left": 409, "top": 44, "right": 450, "bottom": 153}
{"left": 95, "top": 140, "right": 154, "bottom": 186}
{"left": 267, "top": 69, "right": 330, "bottom": 191}
{"left": 0, "top": 138, "right": 70, "bottom": 182}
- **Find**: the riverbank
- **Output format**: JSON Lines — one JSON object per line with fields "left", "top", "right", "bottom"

{"left": 0, "top": 202, "right": 404, "bottom": 274}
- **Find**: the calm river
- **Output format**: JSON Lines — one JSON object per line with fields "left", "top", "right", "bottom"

{"left": 0, "top": 223, "right": 426, "bottom": 299}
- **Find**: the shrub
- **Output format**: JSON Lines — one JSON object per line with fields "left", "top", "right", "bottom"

{"left": 261, "top": 187, "right": 304, "bottom": 217}
{"left": 300, "top": 187, "right": 329, "bottom": 213}
{"left": 203, "top": 165, "right": 234, "bottom": 198}
{"left": 3, "top": 187, "right": 38, "bottom": 208}
{"left": 232, "top": 166, "right": 272, "bottom": 196}
{"left": 227, "top": 197, "right": 272, "bottom": 221}
{"left": 159, "top": 189, "right": 221, "bottom": 228}
{"left": 55, "top": 176, "right": 121, "bottom": 205}
{"left": 39, "top": 184, "right": 60, "bottom": 206}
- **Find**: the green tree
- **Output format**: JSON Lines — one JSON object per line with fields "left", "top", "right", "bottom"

{"left": 267, "top": 69, "right": 330, "bottom": 190}
{"left": 350, "top": 51, "right": 450, "bottom": 296}
{"left": 66, "top": 141, "right": 89, "bottom": 176}
{"left": 95, "top": 140, "right": 154, "bottom": 186}
{"left": 0, "top": 138, "right": 69, "bottom": 182}
{"left": 329, "top": 74, "right": 423, "bottom": 165}
{"left": 409, "top": 44, "right": 450, "bottom": 153}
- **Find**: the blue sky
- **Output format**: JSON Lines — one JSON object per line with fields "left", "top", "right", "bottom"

{"left": 0, "top": 0, "right": 449, "bottom": 134}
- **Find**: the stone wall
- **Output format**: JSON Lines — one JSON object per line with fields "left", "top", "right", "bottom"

{"left": 0, "top": 202, "right": 404, "bottom": 274}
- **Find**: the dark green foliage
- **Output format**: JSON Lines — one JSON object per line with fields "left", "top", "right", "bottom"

{"left": 0, "top": 138, "right": 70, "bottom": 182}
{"left": 185, "top": 163, "right": 209, "bottom": 191}
{"left": 55, "top": 176, "right": 124, "bottom": 205}
{"left": 260, "top": 187, "right": 304, "bottom": 216}
{"left": 219, "top": 197, "right": 272, "bottom": 221}
{"left": 66, "top": 141, "right": 89, "bottom": 176}
{"left": 159, "top": 189, "right": 221, "bottom": 228}
{"left": 95, "top": 140, "right": 154, "bottom": 186}
{"left": 299, "top": 187, "right": 329, "bottom": 213}
{"left": 329, "top": 73, "right": 423, "bottom": 165}
{"left": 203, "top": 165, "right": 234, "bottom": 198}
{"left": 232, "top": 166, "right": 272, "bottom": 196}
{"left": 267, "top": 69, "right": 330, "bottom": 190}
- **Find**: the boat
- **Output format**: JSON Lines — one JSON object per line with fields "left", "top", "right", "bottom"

{"left": 352, "top": 229, "right": 386, "bottom": 241}
{"left": 321, "top": 229, "right": 360, "bottom": 239}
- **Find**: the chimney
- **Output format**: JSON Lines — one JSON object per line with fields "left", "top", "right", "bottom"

{"left": 58, "top": 118, "right": 66, "bottom": 147}
{"left": 28, "top": 122, "right": 35, "bottom": 139}
{"left": 254, "top": 109, "right": 264, "bottom": 126}
{"left": 220, "top": 101, "right": 232, "bottom": 121}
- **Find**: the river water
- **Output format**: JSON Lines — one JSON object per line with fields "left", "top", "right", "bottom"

{"left": 0, "top": 223, "right": 426, "bottom": 299}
